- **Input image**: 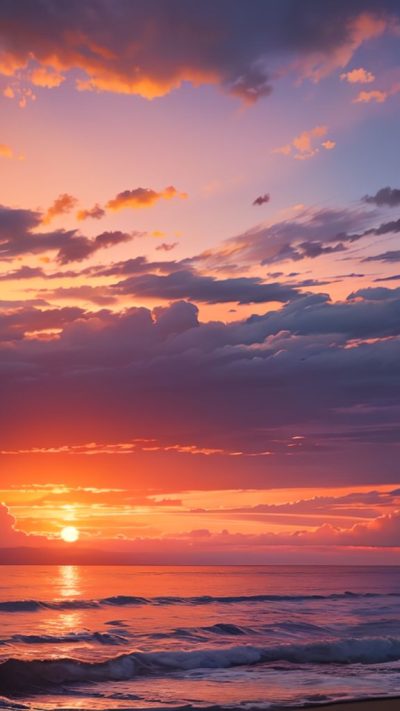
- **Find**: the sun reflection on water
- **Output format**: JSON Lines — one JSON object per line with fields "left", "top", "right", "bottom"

{"left": 59, "top": 565, "right": 81, "bottom": 598}
{"left": 41, "top": 567, "right": 85, "bottom": 638}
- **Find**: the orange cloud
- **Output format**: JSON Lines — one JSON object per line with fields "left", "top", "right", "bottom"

{"left": 106, "top": 186, "right": 188, "bottom": 211}
{"left": 42, "top": 193, "right": 78, "bottom": 224}
{"left": 274, "top": 126, "right": 335, "bottom": 160}
{"left": 75, "top": 68, "right": 220, "bottom": 100}
{"left": 76, "top": 204, "right": 106, "bottom": 221}
{"left": 340, "top": 67, "right": 375, "bottom": 84}
{"left": 354, "top": 89, "right": 387, "bottom": 103}
{"left": 353, "top": 84, "right": 400, "bottom": 103}
{"left": 30, "top": 66, "right": 65, "bottom": 88}
{"left": 4, "top": 85, "right": 36, "bottom": 108}
{"left": 293, "top": 125, "right": 327, "bottom": 154}
{"left": 0, "top": 5, "right": 395, "bottom": 105}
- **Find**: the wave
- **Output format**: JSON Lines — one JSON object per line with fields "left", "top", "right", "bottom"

{"left": 1, "top": 637, "right": 400, "bottom": 695}
{"left": 200, "top": 623, "right": 248, "bottom": 636}
{"left": 3, "top": 631, "right": 126, "bottom": 646}
{"left": 0, "top": 600, "right": 98, "bottom": 613}
{"left": 151, "top": 623, "right": 250, "bottom": 641}
{"left": 1, "top": 590, "right": 398, "bottom": 613}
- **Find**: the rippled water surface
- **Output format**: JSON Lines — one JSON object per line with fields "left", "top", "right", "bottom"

{"left": 0, "top": 565, "right": 399, "bottom": 710}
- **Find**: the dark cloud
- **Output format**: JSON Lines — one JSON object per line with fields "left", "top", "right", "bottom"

{"left": 364, "top": 250, "right": 400, "bottom": 263}
{"left": 156, "top": 242, "right": 179, "bottom": 252}
{"left": 364, "top": 218, "right": 400, "bottom": 237}
{"left": 363, "top": 186, "right": 400, "bottom": 207}
{"left": 0, "top": 266, "right": 89, "bottom": 281}
{"left": 374, "top": 274, "right": 400, "bottom": 282}
{"left": 38, "top": 285, "right": 117, "bottom": 306}
{"left": 0, "top": 205, "right": 138, "bottom": 263}
{"left": 0, "top": 205, "right": 41, "bottom": 240}
{"left": 0, "top": 1, "right": 397, "bottom": 102}
{"left": 0, "top": 266, "right": 44, "bottom": 281}
{"left": 193, "top": 207, "right": 375, "bottom": 268}
{"left": 347, "top": 286, "right": 400, "bottom": 301}
{"left": 0, "top": 305, "right": 87, "bottom": 342}
{"left": 56, "top": 231, "right": 133, "bottom": 264}
{"left": 92, "top": 256, "right": 181, "bottom": 277}
{"left": 0, "top": 299, "right": 49, "bottom": 309}
{"left": 297, "top": 241, "right": 346, "bottom": 258}
{"left": 197, "top": 487, "right": 400, "bottom": 519}
{"left": 114, "top": 269, "right": 302, "bottom": 304}
{"left": 1, "top": 289, "right": 400, "bottom": 484}
{"left": 253, "top": 193, "right": 270, "bottom": 206}
{"left": 290, "top": 278, "right": 338, "bottom": 288}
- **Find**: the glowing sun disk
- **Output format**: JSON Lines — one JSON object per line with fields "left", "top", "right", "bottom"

{"left": 60, "top": 526, "right": 80, "bottom": 543}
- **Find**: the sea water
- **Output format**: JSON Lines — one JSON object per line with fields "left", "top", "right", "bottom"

{"left": 0, "top": 565, "right": 399, "bottom": 710}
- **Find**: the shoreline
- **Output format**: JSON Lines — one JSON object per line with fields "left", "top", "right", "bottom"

{"left": 300, "top": 697, "right": 400, "bottom": 710}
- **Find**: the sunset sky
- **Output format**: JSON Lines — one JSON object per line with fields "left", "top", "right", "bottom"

{"left": 1, "top": 0, "right": 400, "bottom": 563}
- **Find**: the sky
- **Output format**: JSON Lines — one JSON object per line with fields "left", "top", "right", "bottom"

{"left": 0, "top": 0, "right": 400, "bottom": 564}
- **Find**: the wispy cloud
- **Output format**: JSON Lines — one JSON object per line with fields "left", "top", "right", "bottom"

{"left": 274, "top": 126, "right": 335, "bottom": 160}
{"left": 42, "top": 194, "right": 78, "bottom": 224}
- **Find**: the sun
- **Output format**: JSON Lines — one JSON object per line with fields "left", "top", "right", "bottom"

{"left": 60, "top": 526, "right": 80, "bottom": 543}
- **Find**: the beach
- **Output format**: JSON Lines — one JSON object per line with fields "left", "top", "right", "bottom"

{"left": 303, "top": 700, "right": 400, "bottom": 711}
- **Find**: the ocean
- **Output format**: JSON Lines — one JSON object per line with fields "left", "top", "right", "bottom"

{"left": 0, "top": 565, "right": 399, "bottom": 710}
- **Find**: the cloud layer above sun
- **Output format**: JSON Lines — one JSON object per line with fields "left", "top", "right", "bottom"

{"left": 1, "top": 0, "right": 399, "bottom": 562}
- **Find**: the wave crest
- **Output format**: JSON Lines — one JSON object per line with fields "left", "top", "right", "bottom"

{"left": 1, "top": 637, "right": 400, "bottom": 695}
{"left": 0, "top": 590, "right": 397, "bottom": 613}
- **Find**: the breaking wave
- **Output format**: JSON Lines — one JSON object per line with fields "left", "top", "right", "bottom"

{"left": 1, "top": 637, "right": 400, "bottom": 695}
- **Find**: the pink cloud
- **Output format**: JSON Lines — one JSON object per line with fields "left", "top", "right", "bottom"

{"left": 340, "top": 67, "right": 375, "bottom": 84}
{"left": 0, "top": 503, "right": 44, "bottom": 546}
{"left": 354, "top": 89, "right": 388, "bottom": 103}
{"left": 274, "top": 126, "right": 336, "bottom": 160}
{"left": 354, "top": 83, "right": 400, "bottom": 103}
{"left": 174, "top": 510, "right": 400, "bottom": 549}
